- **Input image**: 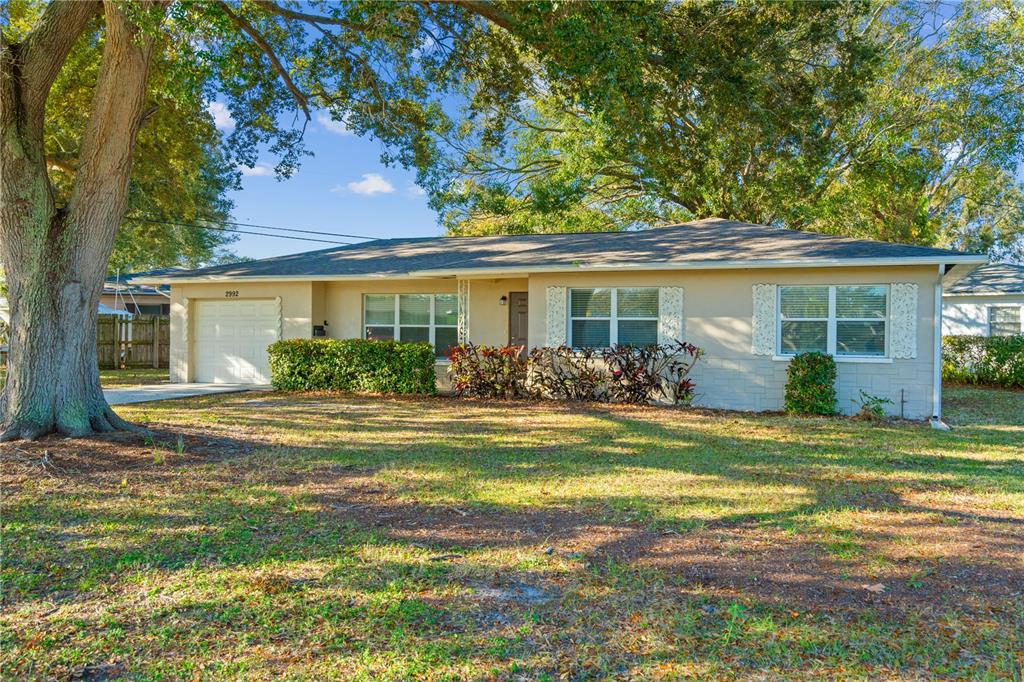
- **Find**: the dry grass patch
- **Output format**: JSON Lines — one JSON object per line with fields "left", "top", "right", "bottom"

{"left": 2, "top": 386, "right": 1022, "bottom": 679}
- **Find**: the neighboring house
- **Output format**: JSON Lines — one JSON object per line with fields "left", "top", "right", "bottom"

{"left": 102, "top": 268, "right": 180, "bottom": 315}
{"left": 135, "top": 218, "right": 986, "bottom": 421}
{"left": 942, "top": 262, "right": 1024, "bottom": 337}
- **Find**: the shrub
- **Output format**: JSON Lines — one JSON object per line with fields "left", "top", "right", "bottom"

{"left": 942, "top": 335, "right": 1024, "bottom": 388}
{"left": 603, "top": 341, "right": 702, "bottom": 405}
{"left": 527, "top": 342, "right": 703, "bottom": 405}
{"left": 784, "top": 352, "right": 837, "bottom": 415}
{"left": 267, "top": 338, "right": 436, "bottom": 394}
{"left": 446, "top": 344, "right": 528, "bottom": 398}
{"left": 853, "top": 390, "right": 894, "bottom": 421}
{"left": 527, "top": 346, "right": 607, "bottom": 401}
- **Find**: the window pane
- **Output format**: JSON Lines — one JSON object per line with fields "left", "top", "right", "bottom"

{"left": 836, "top": 285, "right": 886, "bottom": 319}
{"left": 399, "top": 326, "right": 429, "bottom": 344}
{"left": 570, "top": 288, "right": 611, "bottom": 318}
{"left": 435, "top": 294, "right": 458, "bottom": 326}
{"left": 366, "top": 326, "right": 394, "bottom": 341}
{"left": 399, "top": 294, "right": 431, "bottom": 325}
{"left": 572, "top": 319, "right": 610, "bottom": 347}
{"left": 617, "top": 288, "right": 658, "bottom": 318}
{"left": 364, "top": 294, "right": 395, "bottom": 325}
{"left": 781, "top": 320, "right": 827, "bottom": 354}
{"left": 780, "top": 286, "right": 827, "bottom": 319}
{"left": 435, "top": 326, "right": 458, "bottom": 357}
{"left": 991, "top": 323, "right": 1020, "bottom": 337}
{"left": 990, "top": 307, "right": 1020, "bottom": 323}
{"left": 618, "top": 320, "right": 658, "bottom": 346}
{"left": 988, "top": 307, "right": 1020, "bottom": 336}
{"left": 837, "top": 321, "right": 886, "bottom": 356}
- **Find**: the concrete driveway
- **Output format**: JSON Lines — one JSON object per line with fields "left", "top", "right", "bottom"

{"left": 104, "top": 383, "right": 270, "bottom": 405}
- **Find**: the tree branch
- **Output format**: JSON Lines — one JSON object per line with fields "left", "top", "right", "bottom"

{"left": 440, "top": 0, "right": 518, "bottom": 33}
{"left": 251, "top": 0, "right": 370, "bottom": 30}
{"left": 19, "top": 1, "right": 101, "bottom": 118}
{"left": 220, "top": 2, "right": 310, "bottom": 122}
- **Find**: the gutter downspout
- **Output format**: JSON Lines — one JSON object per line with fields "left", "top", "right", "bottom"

{"left": 930, "top": 263, "right": 950, "bottom": 430}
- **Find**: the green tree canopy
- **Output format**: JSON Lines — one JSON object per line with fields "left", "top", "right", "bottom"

{"left": 6, "top": 0, "right": 240, "bottom": 274}
{"left": 427, "top": 1, "right": 1024, "bottom": 261}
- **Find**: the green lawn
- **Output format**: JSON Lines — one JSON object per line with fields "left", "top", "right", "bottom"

{"left": 0, "top": 366, "right": 168, "bottom": 388}
{"left": 2, "top": 386, "right": 1022, "bottom": 679}
{"left": 97, "top": 367, "right": 169, "bottom": 387}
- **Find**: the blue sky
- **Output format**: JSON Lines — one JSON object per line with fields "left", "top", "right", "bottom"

{"left": 211, "top": 104, "right": 442, "bottom": 260}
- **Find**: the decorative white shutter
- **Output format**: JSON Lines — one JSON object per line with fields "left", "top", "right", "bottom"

{"left": 658, "top": 287, "right": 685, "bottom": 343}
{"left": 457, "top": 279, "right": 470, "bottom": 343}
{"left": 545, "top": 286, "right": 567, "bottom": 346}
{"left": 889, "top": 282, "right": 918, "bottom": 359}
{"left": 751, "top": 284, "right": 777, "bottom": 355}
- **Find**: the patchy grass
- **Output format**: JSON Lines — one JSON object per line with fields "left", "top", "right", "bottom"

{"left": 1, "top": 366, "right": 168, "bottom": 388}
{"left": 944, "top": 383, "right": 1024, "bottom": 428}
{"left": 2, "top": 387, "right": 1022, "bottom": 679}
{"left": 97, "top": 367, "right": 169, "bottom": 387}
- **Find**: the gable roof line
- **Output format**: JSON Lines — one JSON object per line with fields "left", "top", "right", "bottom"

{"left": 130, "top": 218, "right": 988, "bottom": 284}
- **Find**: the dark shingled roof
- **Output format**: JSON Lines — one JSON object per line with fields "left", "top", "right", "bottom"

{"left": 145, "top": 218, "right": 984, "bottom": 280}
{"left": 945, "top": 262, "right": 1024, "bottom": 295}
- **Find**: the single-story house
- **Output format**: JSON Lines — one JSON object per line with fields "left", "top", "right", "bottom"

{"left": 942, "top": 262, "right": 1024, "bottom": 337}
{"left": 102, "top": 268, "right": 178, "bottom": 315}
{"left": 134, "top": 218, "right": 986, "bottom": 421}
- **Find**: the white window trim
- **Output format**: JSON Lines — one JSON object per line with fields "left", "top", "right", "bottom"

{"left": 567, "top": 287, "right": 659, "bottom": 348}
{"left": 362, "top": 293, "right": 457, "bottom": 355}
{"left": 775, "top": 284, "right": 890, "bottom": 359}
{"left": 988, "top": 304, "right": 1023, "bottom": 337}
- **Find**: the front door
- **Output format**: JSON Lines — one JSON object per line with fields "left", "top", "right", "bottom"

{"left": 509, "top": 292, "right": 528, "bottom": 350}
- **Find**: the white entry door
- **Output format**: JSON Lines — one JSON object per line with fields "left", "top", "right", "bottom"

{"left": 194, "top": 300, "right": 279, "bottom": 383}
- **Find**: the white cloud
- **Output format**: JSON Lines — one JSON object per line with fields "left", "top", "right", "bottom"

{"left": 207, "top": 101, "right": 235, "bottom": 132}
{"left": 317, "top": 112, "right": 351, "bottom": 136}
{"left": 406, "top": 184, "right": 427, "bottom": 198}
{"left": 345, "top": 173, "right": 394, "bottom": 196}
{"left": 240, "top": 163, "right": 273, "bottom": 177}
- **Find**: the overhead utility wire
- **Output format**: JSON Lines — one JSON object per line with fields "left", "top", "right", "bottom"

{"left": 125, "top": 217, "right": 354, "bottom": 245}
{"left": 133, "top": 216, "right": 380, "bottom": 241}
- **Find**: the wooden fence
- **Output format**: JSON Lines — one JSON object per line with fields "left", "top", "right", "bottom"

{"left": 97, "top": 314, "right": 170, "bottom": 369}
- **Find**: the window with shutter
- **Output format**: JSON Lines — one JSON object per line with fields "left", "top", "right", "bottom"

{"left": 777, "top": 284, "right": 889, "bottom": 358}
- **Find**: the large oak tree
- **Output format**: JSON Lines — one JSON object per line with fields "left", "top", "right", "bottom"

{"left": 0, "top": 0, "right": 680, "bottom": 440}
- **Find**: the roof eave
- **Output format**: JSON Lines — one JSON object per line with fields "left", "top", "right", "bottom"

{"left": 134, "top": 254, "right": 988, "bottom": 284}
{"left": 411, "top": 254, "right": 989, "bottom": 278}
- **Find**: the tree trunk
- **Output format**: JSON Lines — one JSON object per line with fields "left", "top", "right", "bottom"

{"left": 0, "top": 1, "right": 158, "bottom": 440}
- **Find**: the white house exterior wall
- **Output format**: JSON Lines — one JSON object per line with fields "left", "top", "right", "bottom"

{"left": 527, "top": 265, "right": 939, "bottom": 419}
{"left": 168, "top": 264, "right": 940, "bottom": 419}
{"left": 942, "top": 294, "right": 1024, "bottom": 336}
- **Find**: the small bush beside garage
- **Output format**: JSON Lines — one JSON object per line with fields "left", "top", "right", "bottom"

{"left": 268, "top": 338, "right": 436, "bottom": 394}
{"left": 943, "top": 335, "right": 1024, "bottom": 388}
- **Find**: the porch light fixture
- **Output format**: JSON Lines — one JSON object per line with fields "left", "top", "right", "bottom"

{"left": 499, "top": 295, "right": 508, "bottom": 306}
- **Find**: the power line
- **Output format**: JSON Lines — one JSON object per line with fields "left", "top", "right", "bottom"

{"left": 125, "top": 217, "right": 354, "bottom": 245}
{"left": 133, "top": 216, "right": 380, "bottom": 241}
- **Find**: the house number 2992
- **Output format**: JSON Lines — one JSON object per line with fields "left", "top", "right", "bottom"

{"left": 224, "top": 290, "right": 239, "bottom": 298}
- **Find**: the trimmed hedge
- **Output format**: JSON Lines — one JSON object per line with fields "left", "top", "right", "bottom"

{"left": 784, "top": 352, "right": 837, "bottom": 415}
{"left": 267, "top": 338, "right": 436, "bottom": 394}
{"left": 942, "top": 335, "right": 1024, "bottom": 388}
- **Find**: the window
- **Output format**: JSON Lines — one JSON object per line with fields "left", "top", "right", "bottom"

{"left": 989, "top": 306, "right": 1022, "bottom": 336}
{"left": 363, "top": 293, "right": 458, "bottom": 357}
{"left": 779, "top": 285, "right": 887, "bottom": 357}
{"left": 569, "top": 288, "right": 658, "bottom": 348}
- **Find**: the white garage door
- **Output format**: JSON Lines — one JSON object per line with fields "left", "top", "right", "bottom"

{"left": 194, "top": 300, "right": 279, "bottom": 383}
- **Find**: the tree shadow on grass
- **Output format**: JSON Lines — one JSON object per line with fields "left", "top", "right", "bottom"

{"left": 4, "top": 393, "right": 1022, "bottom": 623}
